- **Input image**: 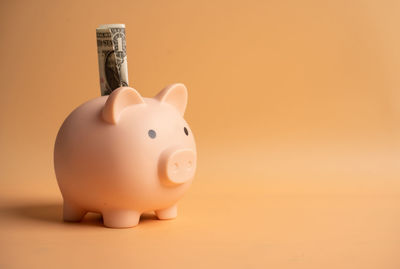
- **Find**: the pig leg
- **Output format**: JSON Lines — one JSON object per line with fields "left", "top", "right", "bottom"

{"left": 155, "top": 205, "right": 177, "bottom": 220}
{"left": 63, "top": 201, "right": 86, "bottom": 222}
{"left": 102, "top": 210, "right": 140, "bottom": 228}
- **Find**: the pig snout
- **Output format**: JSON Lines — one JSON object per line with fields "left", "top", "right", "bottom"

{"left": 159, "top": 147, "right": 196, "bottom": 185}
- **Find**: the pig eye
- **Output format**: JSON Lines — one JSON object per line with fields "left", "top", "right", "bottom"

{"left": 184, "top": 127, "right": 189, "bottom": 136}
{"left": 148, "top": 129, "right": 156, "bottom": 139}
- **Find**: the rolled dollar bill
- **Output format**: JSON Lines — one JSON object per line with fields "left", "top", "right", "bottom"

{"left": 96, "top": 24, "right": 129, "bottom": 95}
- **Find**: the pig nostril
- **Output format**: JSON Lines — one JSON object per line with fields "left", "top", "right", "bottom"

{"left": 173, "top": 162, "right": 179, "bottom": 172}
{"left": 186, "top": 160, "right": 192, "bottom": 169}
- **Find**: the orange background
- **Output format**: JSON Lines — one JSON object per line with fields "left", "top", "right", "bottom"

{"left": 0, "top": 0, "right": 399, "bottom": 268}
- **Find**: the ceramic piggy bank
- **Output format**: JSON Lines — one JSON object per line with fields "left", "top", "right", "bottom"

{"left": 54, "top": 84, "right": 197, "bottom": 228}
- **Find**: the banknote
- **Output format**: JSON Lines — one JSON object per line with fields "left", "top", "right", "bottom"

{"left": 96, "top": 24, "right": 129, "bottom": 95}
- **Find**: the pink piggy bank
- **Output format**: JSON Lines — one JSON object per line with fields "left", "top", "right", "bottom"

{"left": 54, "top": 84, "right": 197, "bottom": 228}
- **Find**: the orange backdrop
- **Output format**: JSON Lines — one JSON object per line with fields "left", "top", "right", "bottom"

{"left": 0, "top": 0, "right": 399, "bottom": 268}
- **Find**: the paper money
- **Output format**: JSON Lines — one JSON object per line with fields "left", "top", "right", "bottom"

{"left": 96, "top": 24, "right": 129, "bottom": 95}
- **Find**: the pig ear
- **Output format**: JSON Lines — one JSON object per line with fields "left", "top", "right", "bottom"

{"left": 102, "top": 87, "right": 145, "bottom": 124}
{"left": 155, "top": 83, "right": 188, "bottom": 115}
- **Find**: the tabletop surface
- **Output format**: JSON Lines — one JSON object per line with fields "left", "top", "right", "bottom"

{"left": 1, "top": 150, "right": 399, "bottom": 268}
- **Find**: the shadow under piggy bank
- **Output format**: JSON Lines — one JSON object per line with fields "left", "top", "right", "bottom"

{"left": 6, "top": 203, "right": 159, "bottom": 228}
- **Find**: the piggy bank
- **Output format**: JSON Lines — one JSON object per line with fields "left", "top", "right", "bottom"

{"left": 54, "top": 84, "right": 197, "bottom": 228}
